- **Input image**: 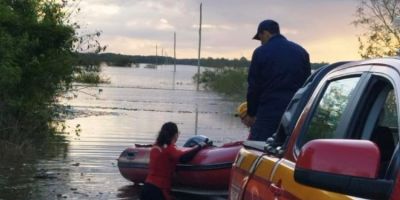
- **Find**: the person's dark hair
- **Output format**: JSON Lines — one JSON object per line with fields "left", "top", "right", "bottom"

{"left": 156, "top": 122, "right": 178, "bottom": 146}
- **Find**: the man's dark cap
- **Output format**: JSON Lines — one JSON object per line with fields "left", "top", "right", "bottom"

{"left": 252, "top": 19, "right": 280, "bottom": 40}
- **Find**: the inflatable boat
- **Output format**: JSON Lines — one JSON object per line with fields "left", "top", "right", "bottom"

{"left": 117, "top": 135, "right": 242, "bottom": 193}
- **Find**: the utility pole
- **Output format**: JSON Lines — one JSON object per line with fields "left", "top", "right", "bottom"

{"left": 173, "top": 32, "right": 177, "bottom": 90}
{"left": 196, "top": 3, "right": 202, "bottom": 91}
{"left": 161, "top": 48, "right": 164, "bottom": 65}
{"left": 155, "top": 44, "right": 158, "bottom": 66}
{"left": 174, "top": 32, "right": 176, "bottom": 72}
{"left": 194, "top": 3, "right": 202, "bottom": 135}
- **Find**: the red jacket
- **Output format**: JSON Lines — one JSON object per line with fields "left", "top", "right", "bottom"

{"left": 145, "top": 144, "right": 186, "bottom": 189}
{"left": 145, "top": 143, "right": 202, "bottom": 200}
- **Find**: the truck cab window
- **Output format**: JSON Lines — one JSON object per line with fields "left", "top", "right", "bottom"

{"left": 300, "top": 77, "right": 360, "bottom": 147}
{"left": 363, "top": 86, "right": 398, "bottom": 177}
{"left": 379, "top": 90, "right": 399, "bottom": 144}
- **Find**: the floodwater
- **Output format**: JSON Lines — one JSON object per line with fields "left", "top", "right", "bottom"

{"left": 0, "top": 64, "right": 248, "bottom": 200}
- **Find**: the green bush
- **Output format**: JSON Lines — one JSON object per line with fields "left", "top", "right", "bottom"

{"left": 0, "top": 0, "right": 76, "bottom": 146}
{"left": 74, "top": 71, "right": 110, "bottom": 84}
{"left": 196, "top": 68, "right": 247, "bottom": 100}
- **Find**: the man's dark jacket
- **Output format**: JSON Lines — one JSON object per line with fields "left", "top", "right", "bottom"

{"left": 247, "top": 34, "right": 311, "bottom": 118}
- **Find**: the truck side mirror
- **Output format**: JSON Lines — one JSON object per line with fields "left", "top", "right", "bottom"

{"left": 294, "top": 139, "right": 393, "bottom": 199}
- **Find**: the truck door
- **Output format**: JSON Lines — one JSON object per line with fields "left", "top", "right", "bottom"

{"left": 270, "top": 73, "right": 366, "bottom": 200}
{"left": 272, "top": 64, "right": 400, "bottom": 199}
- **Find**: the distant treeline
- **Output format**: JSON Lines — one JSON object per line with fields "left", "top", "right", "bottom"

{"left": 78, "top": 53, "right": 328, "bottom": 69}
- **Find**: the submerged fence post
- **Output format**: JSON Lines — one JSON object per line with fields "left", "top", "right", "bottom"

{"left": 195, "top": 105, "right": 199, "bottom": 135}
{"left": 155, "top": 44, "right": 158, "bottom": 66}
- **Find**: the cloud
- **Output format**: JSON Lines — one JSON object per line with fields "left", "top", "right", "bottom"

{"left": 160, "top": 18, "right": 168, "bottom": 24}
{"left": 281, "top": 28, "right": 299, "bottom": 36}
{"left": 78, "top": 2, "right": 120, "bottom": 18}
{"left": 191, "top": 24, "right": 233, "bottom": 31}
{"left": 73, "top": 0, "right": 363, "bottom": 62}
{"left": 157, "top": 18, "right": 174, "bottom": 30}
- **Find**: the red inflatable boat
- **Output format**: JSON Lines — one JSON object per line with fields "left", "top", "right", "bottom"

{"left": 117, "top": 136, "right": 242, "bottom": 194}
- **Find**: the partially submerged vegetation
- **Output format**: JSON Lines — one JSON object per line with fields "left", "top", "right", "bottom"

{"left": 195, "top": 68, "right": 247, "bottom": 100}
{"left": 75, "top": 51, "right": 110, "bottom": 84}
{"left": 74, "top": 71, "right": 110, "bottom": 84}
{"left": 195, "top": 62, "right": 329, "bottom": 100}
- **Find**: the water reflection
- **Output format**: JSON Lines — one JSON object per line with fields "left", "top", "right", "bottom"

{"left": 0, "top": 140, "right": 69, "bottom": 199}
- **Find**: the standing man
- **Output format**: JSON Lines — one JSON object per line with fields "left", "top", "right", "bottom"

{"left": 242, "top": 19, "right": 311, "bottom": 141}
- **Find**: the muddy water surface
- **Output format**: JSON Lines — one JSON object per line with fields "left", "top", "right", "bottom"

{"left": 0, "top": 65, "right": 248, "bottom": 200}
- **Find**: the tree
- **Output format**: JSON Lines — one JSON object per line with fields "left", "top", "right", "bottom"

{"left": 354, "top": 0, "right": 400, "bottom": 58}
{"left": 0, "top": 0, "right": 94, "bottom": 146}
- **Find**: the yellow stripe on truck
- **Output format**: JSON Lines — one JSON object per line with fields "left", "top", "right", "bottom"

{"left": 271, "top": 159, "right": 353, "bottom": 200}
{"left": 253, "top": 155, "right": 279, "bottom": 179}
{"left": 235, "top": 148, "right": 259, "bottom": 171}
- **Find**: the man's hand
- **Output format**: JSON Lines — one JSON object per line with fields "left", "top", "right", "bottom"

{"left": 241, "top": 115, "right": 256, "bottom": 127}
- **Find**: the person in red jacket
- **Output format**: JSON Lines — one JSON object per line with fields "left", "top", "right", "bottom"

{"left": 140, "top": 122, "right": 205, "bottom": 200}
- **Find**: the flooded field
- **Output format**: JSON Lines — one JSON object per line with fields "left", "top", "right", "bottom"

{"left": 0, "top": 64, "right": 248, "bottom": 200}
